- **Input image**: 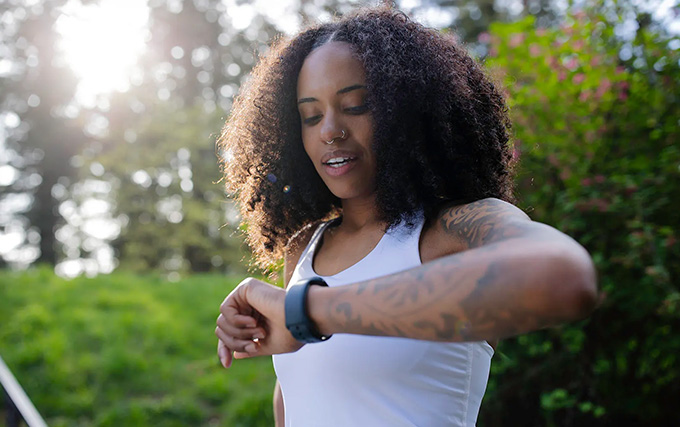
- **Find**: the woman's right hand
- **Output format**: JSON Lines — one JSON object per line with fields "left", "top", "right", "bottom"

{"left": 215, "top": 277, "right": 304, "bottom": 368}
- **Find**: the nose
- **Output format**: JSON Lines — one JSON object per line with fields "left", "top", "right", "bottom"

{"left": 319, "top": 111, "right": 345, "bottom": 144}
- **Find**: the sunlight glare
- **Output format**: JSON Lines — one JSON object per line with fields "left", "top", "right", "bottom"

{"left": 56, "top": 0, "right": 150, "bottom": 106}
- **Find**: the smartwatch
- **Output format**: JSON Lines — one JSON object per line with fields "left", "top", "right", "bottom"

{"left": 285, "top": 277, "right": 332, "bottom": 343}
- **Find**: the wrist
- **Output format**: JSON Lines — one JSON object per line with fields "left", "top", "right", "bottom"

{"left": 285, "top": 277, "right": 332, "bottom": 343}
{"left": 307, "top": 284, "right": 334, "bottom": 336}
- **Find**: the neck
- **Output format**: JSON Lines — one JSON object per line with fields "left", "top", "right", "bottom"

{"left": 338, "top": 195, "right": 383, "bottom": 232}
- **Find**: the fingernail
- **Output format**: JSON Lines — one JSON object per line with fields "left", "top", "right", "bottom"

{"left": 218, "top": 346, "right": 227, "bottom": 368}
{"left": 253, "top": 332, "right": 265, "bottom": 340}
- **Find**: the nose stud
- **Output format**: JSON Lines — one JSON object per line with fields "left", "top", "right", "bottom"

{"left": 325, "top": 129, "right": 347, "bottom": 145}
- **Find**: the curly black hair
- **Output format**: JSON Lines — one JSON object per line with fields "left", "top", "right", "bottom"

{"left": 218, "top": 5, "right": 514, "bottom": 270}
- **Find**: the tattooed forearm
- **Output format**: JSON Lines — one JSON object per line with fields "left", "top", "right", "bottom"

{"left": 315, "top": 246, "right": 592, "bottom": 341}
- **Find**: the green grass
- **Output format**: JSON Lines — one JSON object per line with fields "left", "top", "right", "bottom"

{"left": 0, "top": 267, "right": 276, "bottom": 426}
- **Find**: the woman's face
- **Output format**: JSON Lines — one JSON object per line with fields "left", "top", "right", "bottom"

{"left": 297, "top": 41, "right": 376, "bottom": 202}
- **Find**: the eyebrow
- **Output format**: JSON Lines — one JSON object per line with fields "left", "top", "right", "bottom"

{"left": 297, "top": 84, "right": 366, "bottom": 105}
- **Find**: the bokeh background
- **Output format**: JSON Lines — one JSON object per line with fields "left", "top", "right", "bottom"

{"left": 0, "top": 0, "right": 678, "bottom": 425}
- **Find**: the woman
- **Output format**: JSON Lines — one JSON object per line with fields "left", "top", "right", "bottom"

{"left": 215, "top": 6, "right": 598, "bottom": 426}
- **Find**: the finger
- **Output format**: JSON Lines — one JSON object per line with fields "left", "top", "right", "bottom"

{"left": 233, "top": 351, "right": 254, "bottom": 360}
{"left": 233, "top": 341, "right": 263, "bottom": 359}
{"left": 217, "top": 315, "right": 266, "bottom": 340}
{"left": 217, "top": 339, "right": 232, "bottom": 369}
{"left": 220, "top": 290, "right": 255, "bottom": 318}
{"left": 232, "top": 314, "right": 258, "bottom": 328}
{"left": 219, "top": 303, "right": 259, "bottom": 327}
{"left": 216, "top": 312, "right": 260, "bottom": 332}
{"left": 215, "top": 326, "right": 259, "bottom": 353}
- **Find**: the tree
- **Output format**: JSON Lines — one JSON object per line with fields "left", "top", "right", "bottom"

{"left": 93, "top": 105, "right": 248, "bottom": 275}
{"left": 0, "top": 0, "right": 87, "bottom": 266}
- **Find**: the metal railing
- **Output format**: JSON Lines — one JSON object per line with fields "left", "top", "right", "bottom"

{"left": 0, "top": 355, "right": 48, "bottom": 427}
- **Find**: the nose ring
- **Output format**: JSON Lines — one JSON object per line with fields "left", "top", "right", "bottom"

{"left": 325, "top": 129, "right": 347, "bottom": 145}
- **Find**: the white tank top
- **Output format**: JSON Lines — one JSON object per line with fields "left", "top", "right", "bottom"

{"left": 273, "top": 215, "right": 493, "bottom": 426}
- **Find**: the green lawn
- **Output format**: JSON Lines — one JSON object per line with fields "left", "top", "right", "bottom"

{"left": 0, "top": 268, "right": 276, "bottom": 426}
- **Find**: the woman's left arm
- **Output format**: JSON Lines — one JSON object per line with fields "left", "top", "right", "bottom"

{"left": 216, "top": 198, "right": 598, "bottom": 362}
{"left": 308, "top": 198, "right": 598, "bottom": 342}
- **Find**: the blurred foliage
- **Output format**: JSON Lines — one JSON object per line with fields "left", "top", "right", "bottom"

{"left": 0, "top": 0, "right": 87, "bottom": 265}
{"left": 92, "top": 105, "right": 248, "bottom": 275}
{"left": 479, "top": 5, "right": 680, "bottom": 427}
{"left": 0, "top": 267, "right": 276, "bottom": 426}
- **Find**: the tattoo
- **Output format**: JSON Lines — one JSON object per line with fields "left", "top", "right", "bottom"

{"left": 459, "top": 262, "right": 535, "bottom": 340}
{"left": 413, "top": 315, "right": 470, "bottom": 340}
{"left": 318, "top": 198, "right": 578, "bottom": 342}
{"left": 439, "top": 198, "right": 534, "bottom": 249}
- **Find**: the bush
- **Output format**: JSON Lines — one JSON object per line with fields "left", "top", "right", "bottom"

{"left": 479, "top": 9, "right": 679, "bottom": 426}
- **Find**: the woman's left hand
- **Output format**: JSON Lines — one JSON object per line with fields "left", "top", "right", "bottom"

{"left": 216, "top": 277, "right": 304, "bottom": 368}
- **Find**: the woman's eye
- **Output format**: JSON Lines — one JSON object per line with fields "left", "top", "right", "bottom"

{"left": 345, "top": 105, "right": 369, "bottom": 114}
{"left": 303, "top": 115, "right": 321, "bottom": 125}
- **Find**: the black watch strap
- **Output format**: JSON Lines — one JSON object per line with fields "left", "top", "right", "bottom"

{"left": 285, "top": 277, "right": 332, "bottom": 343}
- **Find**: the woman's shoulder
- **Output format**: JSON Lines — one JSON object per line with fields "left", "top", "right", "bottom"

{"left": 420, "top": 198, "right": 529, "bottom": 262}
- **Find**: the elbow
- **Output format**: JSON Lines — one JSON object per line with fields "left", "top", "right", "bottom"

{"left": 545, "top": 244, "right": 599, "bottom": 322}
{"left": 567, "top": 268, "right": 598, "bottom": 320}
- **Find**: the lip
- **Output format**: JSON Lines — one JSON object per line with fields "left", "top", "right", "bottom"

{"left": 321, "top": 149, "right": 359, "bottom": 165}
{"left": 320, "top": 149, "right": 359, "bottom": 177}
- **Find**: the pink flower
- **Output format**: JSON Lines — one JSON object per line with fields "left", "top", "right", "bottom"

{"left": 509, "top": 33, "right": 525, "bottom": 48}
{"left": 596, "top": 199, "right": 609, "bottom": 212}
{"left": 536, "top": 28, "right": 547, "bottom": 37}
{"left": 595, "top": 175, "right": 605, "bottom": 184}
{"left": 572, "top": 73, "right": 586, "bottom": 84}
{"left": 618, "top": 91, "right": 628, "bottom": 101}
{"left": 558, "top": 71, "right": 567, "bottom": 81}
{"left": 478, "top": 32, "right": 491, "bottom": 43}
{"left": 579, "top": 90, "right": 591, "bottom": 102}
{"left": 573, "top": 40, "right": 584, "bottom": 50}
{"left": 565, "top": 57, "right": 579, "bottom": 70}
{"left": 581, "top": 177, "right": 592, "bottom": 186}
{"left": 562, "top": 25, "right": 574, "bottom": 36}
{"left": 590, "top": 57, "right": 600, "bottom": 67}
{"left": 624, "top": 185, "right": 638, "bottom": 196}
{"left": 530, "top": 43, "right": 541, "bottom": 57}
{"left": 595, "top": 83, "right": 610, "bottom": 99}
